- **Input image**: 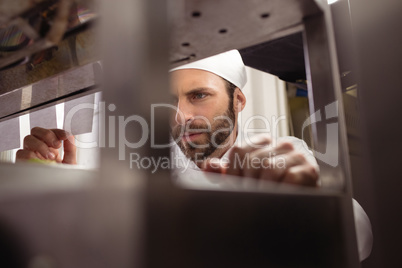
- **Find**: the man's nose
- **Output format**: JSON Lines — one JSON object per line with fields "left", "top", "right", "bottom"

{"left": 175, "top": 100, "right": 193, "bottom": 125}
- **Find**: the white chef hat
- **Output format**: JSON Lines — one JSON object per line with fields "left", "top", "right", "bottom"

{"left": 170, "top": 49, "right": 247, "bottom": 90}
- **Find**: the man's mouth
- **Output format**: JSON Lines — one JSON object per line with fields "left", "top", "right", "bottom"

{"left": 182, "top": 132, "right": 204, "bottom": 142}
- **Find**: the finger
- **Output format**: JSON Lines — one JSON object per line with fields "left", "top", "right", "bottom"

{"left": 255, "top": 152, "right": 306, "bottom": 182}
{"left": 35, "top": 151, "right": 46, "bottom": 160}
{"left": 49, "top": 147, "right": 62, "bottom": 163}
{"left": 225, "top": 146, "right": 249, "bottom": 177}
{"left": 249, "top": 141, "right": 294, "bottom": 160}
{"left": 243, "top": 142, "right": 296, "bottom": 179}
{"left": 23, "top": 135, "right": 57, "bottom": 160}
{"left": 52, "top": 129, "right": 72, "bottom": 163}
{"left": 272, "top": 141, "right": 294, "bottom": 155}
{"left": 62, "top": 135, "right": 77, "bottom": 164}
{"left": 31, "top": 127, "right": 65, "bottom": 149}
{"left": 282, "top": 164, "right": 319, "bottom": 187}
{"left": 16, "top": 149, "right": 40, "bottom": 161}
{"left": 242, "top": 135, "right": 272, "bottom": 151}
{"left": 50, "top": 128, "right": 72, "bottom": 141}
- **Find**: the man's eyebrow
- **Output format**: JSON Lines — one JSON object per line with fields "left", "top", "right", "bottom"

{"left": 184, "top": 87, "right": 215, "bottom": 96}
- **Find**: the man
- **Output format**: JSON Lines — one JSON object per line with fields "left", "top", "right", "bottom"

{"left": 16, "top": 50, "right": 372, "bottom": 261}
{"left": 169, "top": 50, "right": 318, "bottom": 186}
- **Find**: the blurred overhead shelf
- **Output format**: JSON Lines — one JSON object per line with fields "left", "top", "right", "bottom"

{"left": 0, "top": 0, "right": 99, "bottom": 95}
{"left": 169, "top": 0, "right": 323, "bottom": 83}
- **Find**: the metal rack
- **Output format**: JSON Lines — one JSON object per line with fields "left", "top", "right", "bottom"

{"left": 0, "top": 0, "right": 360, "bottom": 267}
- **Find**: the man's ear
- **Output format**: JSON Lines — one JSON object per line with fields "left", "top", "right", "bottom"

{"left": 234, "top": 88, "right": 246, "bottom": 113}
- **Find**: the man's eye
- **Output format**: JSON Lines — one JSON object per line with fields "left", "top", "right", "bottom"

{"left": 193, "top": 93, "right": 207, "bottom": 100}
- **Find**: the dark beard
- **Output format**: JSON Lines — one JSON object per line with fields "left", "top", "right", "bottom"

{"left": 171, "top": 104, "right": 236, "bottom": 162}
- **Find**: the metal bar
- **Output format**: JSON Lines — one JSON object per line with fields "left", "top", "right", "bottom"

{"left": 303, "top": 14, "right": 350, "bottom": 190}
{"left": 0, "top": 60, "right": 101, "bottom": 123}
{"left": 302, "top": 6, "right": 360, "bottom": 267}
{"left": 97, "top": 0, "right": 171, "bottom": 267}
{"left": 100, "top": 0, "right": 170, "bottom": 175}
{"left": 0, "top": 84, "right": 99, "bottom": 123}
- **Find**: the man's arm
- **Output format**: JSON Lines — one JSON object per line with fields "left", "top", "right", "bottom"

{"left": 203, "top": 135, "right": 319, "bottom": 186}
{"left": 16, "top": 127, "right": 77, "bottom": 164}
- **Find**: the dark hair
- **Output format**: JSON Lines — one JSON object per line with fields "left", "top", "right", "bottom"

{"left": 223, "top": 79, "right": 237, "bottom": 105}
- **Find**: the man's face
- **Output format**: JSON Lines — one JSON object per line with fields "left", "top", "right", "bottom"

{"left": 170, "top": 69, "right": 237, "bottom": 162}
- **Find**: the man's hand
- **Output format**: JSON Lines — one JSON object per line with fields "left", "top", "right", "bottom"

{"left": 203, "top": 136, "right": 319, "bottom": 187}
{"left": 16, "top": 127, "right": 77, "bottom": 164}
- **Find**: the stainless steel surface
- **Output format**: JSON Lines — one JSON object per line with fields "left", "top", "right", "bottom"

{"left": 0, "top": 162, "right": 140, "bottom": 268}
{"left": 169, "top": 0, "right": 321, "bottom": 67}
{"left": 302, "top": 3, "right": 359, "bottom": 266}
{"left": 349, "top": 0, "right": 402, "bottom": 267}
{"left": 100, "top": 0, "right": 170, "bottom": 168}
{"left": 98, "top": 0, "right": 171, "bottom": 267}
{"left": 147, "top": 181, "right": 356, "bottom": 268}
{"left": 0, "top": 162, "right": 96, "bottom": 198}
{"left": 303, "top": 11, "right": 351, "bottom": 191}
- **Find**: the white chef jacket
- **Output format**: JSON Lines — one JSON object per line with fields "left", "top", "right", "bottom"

{"left": 170, "top": 135, "right": 373, "bottom": 261}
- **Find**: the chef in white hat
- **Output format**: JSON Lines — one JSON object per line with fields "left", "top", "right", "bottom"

{"left": 170, "top": 50, "right": 249, "bottom": 166}
{"left": 169, "top": 49, "right": 319, "bottom": 186}
{"left": 169, "top": 49, "right": 372, "bottom": 262}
